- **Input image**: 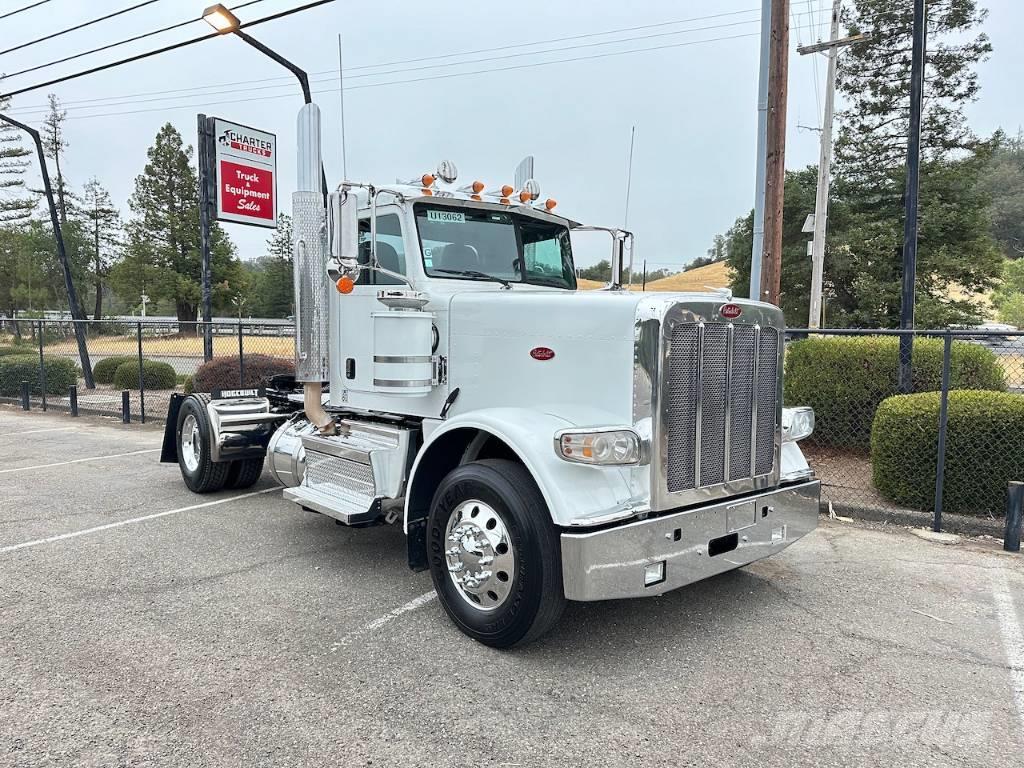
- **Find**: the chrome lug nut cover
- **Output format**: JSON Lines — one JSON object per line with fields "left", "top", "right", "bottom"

{"left": 443, "top": 499, "right": 516, "bottom": 612}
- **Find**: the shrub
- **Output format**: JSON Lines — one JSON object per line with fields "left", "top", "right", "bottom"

{"left": 181, "top": 374, "right": 194, "bottom": 394}
{"left": 112, "top": 359, "right": 177, "bottom": 390}
{"left": 192, "top": 354, "right": 294, "bottom": 393}
{"left": 785, "top": 336, "right": 1006, "bottom": 449}
{"left": 0, "top": 354, "right": 78, "bottom": 396}
{"left": 871, "top": 390, "right": 1024, "bottom": 516}
{"left": 94, "top": 355, "right": 137, "bottom": 384}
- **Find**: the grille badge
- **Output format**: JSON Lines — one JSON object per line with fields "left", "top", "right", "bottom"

{"left": 720, "top": 303, "right": 743, "bottom": 320}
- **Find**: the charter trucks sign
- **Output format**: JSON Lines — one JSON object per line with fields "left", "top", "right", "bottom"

{"left": 213, "top": 118, "right": 277, "bottom": 228}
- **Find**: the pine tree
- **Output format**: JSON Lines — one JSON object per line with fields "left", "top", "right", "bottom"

{"left": 827, "top": 0, "right": 1001, "bottom": 327}
{"left": 40, "top": 94, "right": 73, "bottom": 224}
{"left": 0, "top": 94, "right": 37, "bottom": 224}
{"left": 256, "top": 213, "right": 294, "bottom": 318}
{"left": 112, "top": 123, "right": 242, "bottom": 331}
{"left": 79, "top": 178, "right": 121, "bottom": 320}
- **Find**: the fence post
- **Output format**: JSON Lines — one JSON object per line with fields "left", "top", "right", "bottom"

{"left": 1006, "top": 482, "right": 1024, "bottom": 552}
{"left": 121, "top": 389, "right": 131, "bottom": 423}
{"left": 137, "top": 321, "right": 146, "bottom": 424}
{"left": 68, "top": 385, "right": 78, "bottom": 417}
{"left": 932, "top": 331, "right": 953, "bottom": 533}
{"left": 238, "top": 321, "right": 244, "bottom": 386}
{"left": 37, "top": 319, "right": 47, "bottom": 411}
{"left": 20, "top": 380, "right": 30, "bottom": 410}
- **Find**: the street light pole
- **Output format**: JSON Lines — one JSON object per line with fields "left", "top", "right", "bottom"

{"left": 0, "top": 112, "right": 95, "bottom": 389}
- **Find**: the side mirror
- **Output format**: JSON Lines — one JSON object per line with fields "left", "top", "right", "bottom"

{"left": 327, "top": 189, "right": 360, "bottom": 281}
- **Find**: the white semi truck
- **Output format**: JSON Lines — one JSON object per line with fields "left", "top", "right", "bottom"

{"left": 162, "top": 103, "right": 820, "bottom": 647}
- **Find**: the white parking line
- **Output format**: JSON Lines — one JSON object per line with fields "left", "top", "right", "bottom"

{"left": 991, "top": 568, "right": 1024, "bottom": 732}
{"left": 0, "top": 487, "right": 279, "bottom": 554}
{"left": 332, "top": 590, "right": 438, "bottom": 649}
{"left": 0, "top": 426, "right": 78, "bottom": 436}
{"left": 0, "top": 448, "right": 160, "bottom": 474}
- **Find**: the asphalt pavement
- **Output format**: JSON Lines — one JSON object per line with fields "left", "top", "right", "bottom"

{"left": 2, "top": 406, "right": 1023, "bottom": 767}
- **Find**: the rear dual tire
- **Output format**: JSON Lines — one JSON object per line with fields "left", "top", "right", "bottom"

{"left": 176, "top": 395, "right": 264, "bottom": 493}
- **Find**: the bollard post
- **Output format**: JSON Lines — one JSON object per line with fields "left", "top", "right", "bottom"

{"left": 20, "top": 380, "right": 30, "bottom": 410}
{"left": 68, "top": 385, "right": 78, "bottom": 417}
{"left": 1005, "top": 482, "right": 1024, "bottom": 553}
{"left": 121, "top": 389, "right": 131, "bottom": 424}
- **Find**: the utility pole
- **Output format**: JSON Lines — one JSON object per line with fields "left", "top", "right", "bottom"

{"left": 898, "top": 0, "right": 927, "bottom": 393}
{"left": 760, "top": 0, "right": 790, "bottom": 306}
{"left": 799, "top": 0, "right": 871, "bottom": 328}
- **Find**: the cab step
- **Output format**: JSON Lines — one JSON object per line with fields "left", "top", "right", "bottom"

{"left": 282, "top": 420, "right": 414, "bottom": 525}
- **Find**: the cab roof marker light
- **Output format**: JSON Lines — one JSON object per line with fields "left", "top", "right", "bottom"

{"left": 457, "top": 180, "right": 486, "bottom": 194}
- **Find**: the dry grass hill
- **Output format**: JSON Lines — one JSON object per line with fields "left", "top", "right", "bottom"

{"left": 577, "top": 261, "right": 732, "bottom": 292}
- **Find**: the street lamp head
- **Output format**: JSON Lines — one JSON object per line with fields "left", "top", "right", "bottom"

{"left": 202, "top": 4, "right": 241, "bottom": 33}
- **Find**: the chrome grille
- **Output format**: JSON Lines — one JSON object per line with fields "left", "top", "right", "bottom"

{"left": 666, "top": 323, "right": 780, "bottom": 494}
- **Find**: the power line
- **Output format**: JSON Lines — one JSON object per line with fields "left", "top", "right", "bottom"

{"left": 14, "top": 23, "right": 836, "bottom": 123}
{"left": 4, "top": 4, "right": 784, "bottom": 110}
{"left": 0, "top": 0, "right": 51, "bottom": 22}
{"left": 2, "top": 0, "right": 268, "bottom": 81}
{"left": 0, "top": 0, "right": 337, "bottom": 99}
{"left": 9, "top": 14, "right": 788, "bottom": 115}
{"left": 6, "top": 13, "right": 836, "bottom": 119}
{"left": 0, "top": 0, "right": 164, "bottom": 58}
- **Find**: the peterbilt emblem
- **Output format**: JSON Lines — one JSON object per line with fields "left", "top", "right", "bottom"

{"left": 719, "top": 303, "right": 743, "bottom": 320}
{"left": 530, "top": 347, "right": 555, "bottom": 361}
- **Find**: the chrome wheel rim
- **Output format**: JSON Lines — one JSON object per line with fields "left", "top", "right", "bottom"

{"left": 180, "top": 414, "right": 201, "bottom": 472}
{"left": 444, "top": 499, "right": 516, "bottom": 612}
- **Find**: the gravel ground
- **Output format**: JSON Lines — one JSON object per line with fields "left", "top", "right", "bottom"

{"left": 2, "top": 406, "right": 1024, "bottom": 767}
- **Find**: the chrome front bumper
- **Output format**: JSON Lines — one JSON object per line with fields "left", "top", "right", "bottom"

{"left": 560, "top": 480, "right": 820, "bottom": 601}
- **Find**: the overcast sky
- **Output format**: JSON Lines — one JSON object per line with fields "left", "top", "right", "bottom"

{"left": 2, "top": 0, "right": 1021, "bottom": 273}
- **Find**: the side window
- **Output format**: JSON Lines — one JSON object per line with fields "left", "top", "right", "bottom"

{"left": 357, "top": 214, "right": 407, "bottom": 285}
{"left": 524, "top": 238, "right": 563, "bottom": 274}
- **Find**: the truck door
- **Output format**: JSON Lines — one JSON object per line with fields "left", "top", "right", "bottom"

{"left": 336, "top": 211, "right": 410, "bottom": 395}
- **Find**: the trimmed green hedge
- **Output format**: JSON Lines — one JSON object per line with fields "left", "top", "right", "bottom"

{"left": 112, "top": 359, "right": 177, "bottom": 390}
{"left": 872, "top": 390, "right": 1024, "bottom": 516}
{"left": 93, "top": 355, "right": 137, "bottom": 384}
{"left": 785, "top": 336, "right": 1006, "bottom": 448}
{"left": 193, "top": 355, "right": 294, "bottom": 393}
{"left": 0, "top": 354, "right": 78, "bottom": 396}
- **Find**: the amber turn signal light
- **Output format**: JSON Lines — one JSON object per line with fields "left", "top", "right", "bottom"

{"left": 336, "top": 276, "right": 355, "bottom": 294}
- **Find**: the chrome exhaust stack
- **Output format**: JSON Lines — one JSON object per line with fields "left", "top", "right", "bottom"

{"left": 292, "top": 103, "right": 334, "bottom": 433}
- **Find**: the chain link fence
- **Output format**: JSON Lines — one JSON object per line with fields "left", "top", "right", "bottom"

{"left": 4, "top": 319, "right": 1022, "bottom": 531}
{"left": 0, "top": 318, "right": 294, "bottom": 424}
{"left": 787, "top": 328, "right": 1024, "bottom": 529}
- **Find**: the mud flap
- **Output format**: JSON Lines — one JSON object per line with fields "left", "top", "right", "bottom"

{"left": 160, "top": 393, "right": 185, "bottom": 463}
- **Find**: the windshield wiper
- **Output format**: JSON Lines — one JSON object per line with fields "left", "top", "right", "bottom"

{"left": 433, "top": 268, "right": 511, "bottom": 289}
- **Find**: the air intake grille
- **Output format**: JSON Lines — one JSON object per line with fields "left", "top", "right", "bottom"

{"left": 666, "top": 323, "right": 780, "bottom": 493}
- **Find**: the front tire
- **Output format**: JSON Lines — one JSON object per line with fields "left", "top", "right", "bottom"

{"left": 427, "top": 459, "right": 565, "bottom": 648}
{"left": 176, "top": 394, "right": 230, "bottom": 493}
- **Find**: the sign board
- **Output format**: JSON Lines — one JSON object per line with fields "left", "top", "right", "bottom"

{"left": 212, "top": 118, "right": 277, "bottom": 228}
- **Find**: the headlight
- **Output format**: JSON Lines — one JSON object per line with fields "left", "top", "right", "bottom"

{"left": 782, "top": 406, "right": 815, "bottom": 443}
{"left": 555, "top": 428, "right": 643, "bottom": 465}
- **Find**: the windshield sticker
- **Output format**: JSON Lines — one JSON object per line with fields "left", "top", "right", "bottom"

{"left": 427, "top": 210, "right": 465, "bottom": 224}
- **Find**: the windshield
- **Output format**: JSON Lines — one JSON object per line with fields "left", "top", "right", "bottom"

{"left": 414, "top": 203, "right": 576, "bottom": 290}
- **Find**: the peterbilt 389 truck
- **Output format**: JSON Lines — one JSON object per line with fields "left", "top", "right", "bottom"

{"left": 162, "top": 103, "right": 820, "bottom": 648}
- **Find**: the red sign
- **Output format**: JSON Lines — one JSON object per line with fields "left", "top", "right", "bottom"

{"left": 219, "top": 160, "right": 274, "bottom": 222}
{"left": 212, "top": 117, "right": 277, "bottom": 228}
{"left": 720, "top": 303, "right": 743, "bottom": 320}
{"left": 530, "top": 347, "right": 556, "bottom": 361}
